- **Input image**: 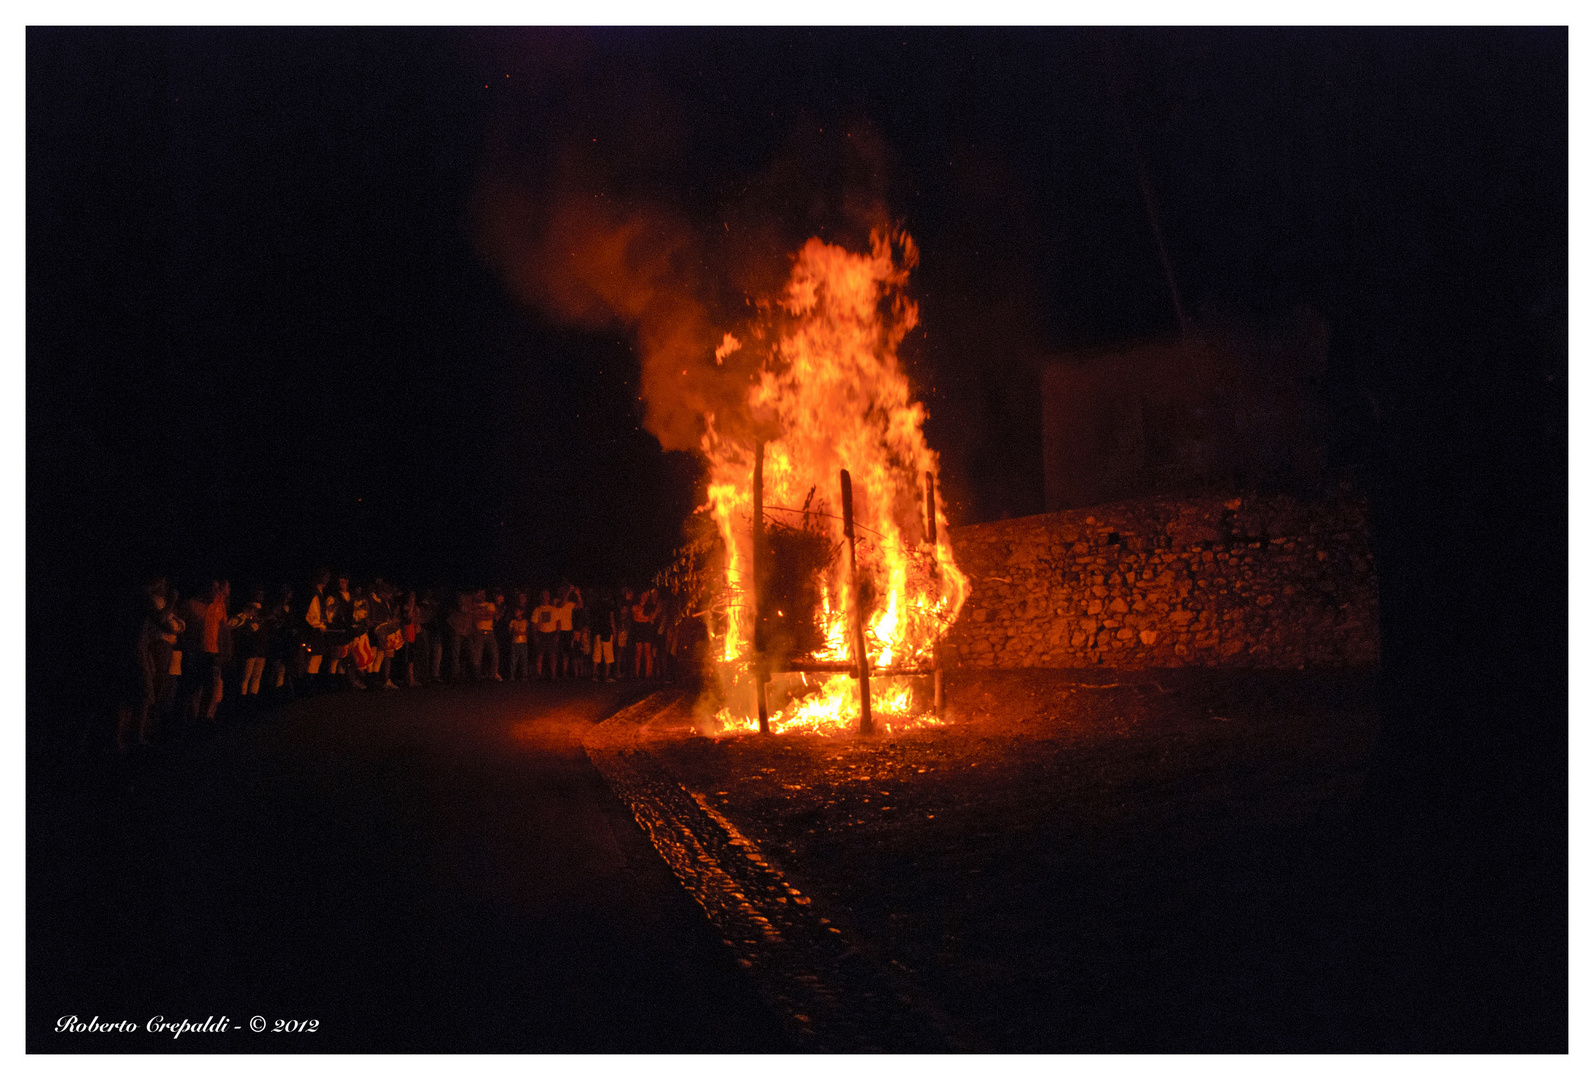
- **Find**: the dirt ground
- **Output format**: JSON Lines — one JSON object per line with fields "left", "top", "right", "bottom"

{"left": 647, "top": 666, "right": 1388, "bottom": 1051}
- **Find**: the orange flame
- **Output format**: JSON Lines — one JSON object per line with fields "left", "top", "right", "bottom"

{"left": 702, "top": 229, "right": 968, "bottom": 736}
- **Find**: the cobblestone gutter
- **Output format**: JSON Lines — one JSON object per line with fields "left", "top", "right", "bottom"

{"left": 584, "top": 692, "right": 973, "bottom": 1052}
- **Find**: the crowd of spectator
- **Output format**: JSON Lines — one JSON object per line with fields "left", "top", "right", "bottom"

{"left": 114, "top": 569, "right": 689, "bottom": 753}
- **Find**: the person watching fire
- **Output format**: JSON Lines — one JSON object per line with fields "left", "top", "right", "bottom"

{"left": 532, "top": 589, "right": 559, "bottom": 679}
{"left": 588, "top": 588, "right": 618, "bottom": 683}
{"left": 632, "top": 586, "right": 659, "bottom": 680}
{"left": 555, "top": 582, "right": 581, "bottom": 679}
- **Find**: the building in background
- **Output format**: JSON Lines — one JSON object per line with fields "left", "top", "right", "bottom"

{"left": 1042, "top": 308, "right": 1330, "bottom": 512}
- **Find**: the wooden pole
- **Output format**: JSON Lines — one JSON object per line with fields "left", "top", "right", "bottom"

{"left": 753, "top": 441, "right": 769, "bottom": 735}
{"left": 841, "top": 469, "right": 873, "bottom": 735}
{"left": 926, "top": 471, "right": 944, "bottom": 717}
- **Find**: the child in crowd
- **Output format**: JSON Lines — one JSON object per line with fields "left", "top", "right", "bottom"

{"left": 508, "top": 604, "right": 530, "bottom": 680}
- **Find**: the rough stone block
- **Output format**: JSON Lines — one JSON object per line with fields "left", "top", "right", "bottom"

{"left": 946, "top": 489, "right": 1378, "bottom": 672}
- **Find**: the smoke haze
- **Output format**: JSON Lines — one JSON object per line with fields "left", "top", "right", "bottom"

{"left": 471, "top": 35, "right": 902, "bottom": 455}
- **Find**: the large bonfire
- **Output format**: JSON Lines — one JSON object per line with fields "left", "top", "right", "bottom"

{"left": 697, "top": 229, "right": 968, "bottom": 735}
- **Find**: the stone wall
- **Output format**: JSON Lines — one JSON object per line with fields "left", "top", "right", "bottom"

{"left": 941, "top": 487, "right": 1379, "bottom": 670}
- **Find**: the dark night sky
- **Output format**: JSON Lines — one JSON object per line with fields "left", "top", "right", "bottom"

{"left": 28, "top": 28, "right": 1566, "bottom": 673}
{"left": 23, "top": 24, "right": 1568, "bottom": 1038}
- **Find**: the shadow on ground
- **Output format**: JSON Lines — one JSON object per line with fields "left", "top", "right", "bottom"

{"left": 29, "top": 680, "right": 793, "bottom": 1053}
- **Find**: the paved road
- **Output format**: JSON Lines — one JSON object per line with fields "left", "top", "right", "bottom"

{"left": 29, "top": 682, "right": 793, "bottom": 1052}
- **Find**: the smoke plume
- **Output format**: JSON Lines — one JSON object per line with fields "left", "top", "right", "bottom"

{"left": 470, "top": 47, "right": 899, "bottom": 454}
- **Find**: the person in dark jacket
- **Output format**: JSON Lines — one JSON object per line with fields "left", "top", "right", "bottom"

{"left": 447, "top": 590, "right": 474, "bottom": 681}
{"left": 400, "top": 590, "right": 426, "bottom": 687}
{"left": 149, "top": 582, "right": 184, "bottom": 725}
{"left": 588, "top": 588, "right": 618, "bottom": 683}
{"left": 204, "top": 579, "right": 232, "bottom": 719}
{"left": 118, "top": 577, "right": 177, "bottom": 751}
{"left": 265, "top": 584, "right": 297, "bottom": 701}
{"left": 616, "top": 586, "right": 635, "bottom": 679}
{"left": 420, "top": 589, "right": 445, "bottom": 683}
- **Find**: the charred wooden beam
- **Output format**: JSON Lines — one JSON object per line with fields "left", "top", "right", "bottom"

{"left": 767, "top": 660, "right": 937, "bottom": 677}
{"left": 772, "top": 659, "right": 858, "bottom": 673}
{"left": 926, "top": 470, "right": 944, "bottom": 717}
{"left": 753, "top": 441, "right": 769, "bottom": 735}
{"left": 841, "top": 468, "right": 873, "bottom": 735}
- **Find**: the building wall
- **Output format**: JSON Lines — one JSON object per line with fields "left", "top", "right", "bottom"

{"left": 1042, "top": 314, "right": 1329, "bottom": 511}
{"left": 941, "top": 487, "right": 1378, "bottom": 670}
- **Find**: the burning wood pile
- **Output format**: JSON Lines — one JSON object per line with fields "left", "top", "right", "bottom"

{"left": 692, "top": 230, "right": 969, "bottom": 735}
